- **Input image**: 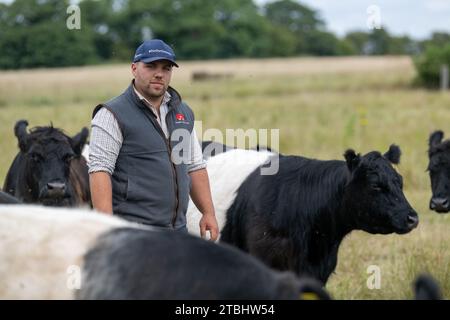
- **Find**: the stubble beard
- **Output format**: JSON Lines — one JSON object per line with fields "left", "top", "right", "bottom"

{"left": 146, "top": 83, "right": 167, "bottom": 99}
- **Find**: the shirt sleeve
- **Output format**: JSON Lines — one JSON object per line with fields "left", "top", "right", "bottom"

{"left": 187, "top": 127, "right": 207, "bottom": 173}
{"left": 88, "top": 108, "right": 123, "bottom": 175}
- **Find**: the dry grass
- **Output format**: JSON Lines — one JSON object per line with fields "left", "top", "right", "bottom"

{"left": 0, "top": 56, "right": 449, "bottom": 299}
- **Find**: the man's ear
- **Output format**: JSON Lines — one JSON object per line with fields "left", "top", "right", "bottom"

{"left": 131, "top": 62, "right": 138, "bottom": 77}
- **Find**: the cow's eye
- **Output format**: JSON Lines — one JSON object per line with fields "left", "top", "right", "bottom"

{"left": 371, "top": 185, "right": 382, "bottom": 192}
{"left": 29, "top": 153, "right": 42, "bottom": 162}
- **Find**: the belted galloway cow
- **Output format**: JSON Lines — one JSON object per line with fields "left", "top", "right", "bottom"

{"left": 188, "top": 144, "right": 419, "bottom": 284}
{"left": 3, "top": 120, "right": 90, "bottom": 207}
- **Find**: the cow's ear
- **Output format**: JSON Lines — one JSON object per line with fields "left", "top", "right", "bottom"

{"left": 14, "top": 120, "right": 29, "bottom": 152}
{"left": 70, "top": 127, "right": 89, "bottom": 156}
{"left": 344, "top": 149, "right": 360, "bottom": 171}
{"left": 429, "top": 130, "right": 443, "bottom": 148}
{"left": 384, "top": 144, "right": 401, "bottom": 164}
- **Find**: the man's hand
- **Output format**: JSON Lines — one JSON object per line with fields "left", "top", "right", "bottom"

{"left": 199, "top": 212, "right": 219, "bottom": 241}
{"left": 189, "top": 168, "right": 219, "bottom": 241}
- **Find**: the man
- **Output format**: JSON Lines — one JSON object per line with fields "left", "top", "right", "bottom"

{"left": 88, "top": 39, "right": 218, "bottom": 240}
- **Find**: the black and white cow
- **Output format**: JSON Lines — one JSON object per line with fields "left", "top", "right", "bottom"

{"left": 0, "top": 205, "right": 129, "bottom": 299}
{"left": 3, "top": 120, "right": 90, "bottom": 207}
{"left": 0, "top": 205, "right": 328, "bottom": 300}
{"left": 428, "top": 130, "right": 450, "bottom": 213}
{"left": 201, "top": 140, "right": 272, "bottom": 159}
{"left": 201, "top": 141, "right": 233, "bottom": 159}
{"left": 187, "top": 148, "right": 275, "bottom": 234}
{"left": 187, "top": 145, "right": 419, "bottom": 284}
{"left": 0, "top": 190, "right": 20, "bottom": 204}
{"left": 77, "top": 226, "right": 329, "bottom": 300}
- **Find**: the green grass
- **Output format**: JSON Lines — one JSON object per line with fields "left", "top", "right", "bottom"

{"left": 0, "top": 56, "right": 449, "bottom": 299}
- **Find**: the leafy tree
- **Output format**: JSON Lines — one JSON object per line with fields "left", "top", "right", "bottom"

{"left": 213, "top": 0, "right": 276, "bottom": 58}
{"left": 414, "top": 45, "right": 450, "bottom": 88}
{"left": 366, "top": 28, "right": 391, "bottom": 55}
{"left": 264, "top": 0, "right": 327, "bottom": 54}
{"left": 0, "top": 0, "right": 96, "bottom": 69}
{"left": 0, "top": 0, "right": 437, "bottom": 69}
{"left": 264, "top": 0, "right": 324, "bottom": 33}
{"left": 344, "top": 28, "right": 419, "bottom": 56}
{"left": 420, "top": 32, "right": 450, "bottom": 52}
{"left": 389, "top": 35, "right": 419, "bottom": 55}
{"left": 336, "top": 38, "right": 358, "bottom": 56}
{"left": 79, "top": 0, "right": 117, "bottom": 60}
{"left": 345, "top": 31, "right": 370, "bottom": 55}
{"left": 304, "top": 30, "right": 341, "bottom": 56}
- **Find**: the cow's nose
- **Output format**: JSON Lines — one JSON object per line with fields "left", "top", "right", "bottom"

{"left": 47, "top": 182, "right": 66, "bottom": 197}
{"left": 406, "top": 213, "right": 419, "bottom": 229}
{"left": 430, "top": 197, "right": 449, "bottom": 212}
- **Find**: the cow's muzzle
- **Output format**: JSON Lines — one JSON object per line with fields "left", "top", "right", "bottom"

{"left": 41, "top": 181, "right": 67, "bottom": 199}
{"left": 429, "top": 197, "right": 450, "bottom": 213}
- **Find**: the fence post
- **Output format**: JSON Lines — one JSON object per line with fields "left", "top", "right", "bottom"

{"left": 441, "top": 64, "right": 449, "bottom": 91}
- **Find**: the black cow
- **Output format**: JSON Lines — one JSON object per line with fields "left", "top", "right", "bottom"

{"left": 414, "top": 274, "right": 443, "bottom": 300}
{"left": 428, "top": 130, "right": 450, "bottom": 213}
{"left": 0, "top": 190, "right": 20, "bottom": 204}
{"left": 77, "top": 227, "right": 330, "bottom": 300}
{"left": 221, "top": 145, "right": 419, "bottom": 284}
{"left": 3, "top": 120, "right": 90, "bottom": 207}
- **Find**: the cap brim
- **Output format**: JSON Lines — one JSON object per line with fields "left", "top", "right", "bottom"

{"left": 137, "top": 57, "right": 179, "bottom": 67}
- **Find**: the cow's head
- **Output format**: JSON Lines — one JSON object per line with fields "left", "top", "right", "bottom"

{"left": 427, "top": 130, "right": 450, "bottom": 213}
{"left": 343, "top": 144, "right": 418, "bottom": 234}
{"left": 14, "top": 120, "right": 89, "bottom": 206}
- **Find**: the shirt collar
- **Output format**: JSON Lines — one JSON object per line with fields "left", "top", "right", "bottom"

{"left": 133, "top": 84, "right": 171, "bottom": 109}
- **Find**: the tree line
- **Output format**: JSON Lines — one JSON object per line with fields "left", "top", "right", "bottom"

{"left": 0, "top": 0, "right": 448, "bottom": 71}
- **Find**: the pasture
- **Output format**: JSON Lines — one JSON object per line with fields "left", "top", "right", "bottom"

{"left": 0, "top": 56, "right": 449, "bottom": 299}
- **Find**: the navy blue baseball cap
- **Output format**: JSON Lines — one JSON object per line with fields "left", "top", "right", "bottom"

{"left": 133, "top": 39, "right": 179, "bottom": 67}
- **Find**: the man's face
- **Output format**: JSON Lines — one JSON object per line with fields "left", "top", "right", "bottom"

{"left": 132, "top": 60, "right": 173, "bottom": 100}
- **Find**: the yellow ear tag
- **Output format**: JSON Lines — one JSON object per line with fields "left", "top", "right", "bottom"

{"left": 300, "top": 292, "right": 320, "bottom": 300}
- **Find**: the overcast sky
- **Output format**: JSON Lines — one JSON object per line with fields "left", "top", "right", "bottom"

{"left": 1, "top": 0, "right": 449, "bottom": 40}
{"left": 258, "top": 0, "right": 450, "bottom": 40}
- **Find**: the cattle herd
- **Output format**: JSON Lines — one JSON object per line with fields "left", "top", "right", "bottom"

{"left": 0, "top": 119, "right": 447, "bottom": 300}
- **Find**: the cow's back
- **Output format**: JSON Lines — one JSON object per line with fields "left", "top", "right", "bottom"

{"left": 77, "top": 227, "right": 304, "bottom": 299}
{"left": 186, "top": 149, "right": 274, "bottom": 239}
{"left": 0, "top": 205, "right": 130, "bottom": 299}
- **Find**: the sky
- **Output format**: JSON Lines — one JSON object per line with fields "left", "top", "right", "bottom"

{"left": 1, "top": 0, "right": 449, "bottom": 40}
{"left": 257, "top": 0, "right": 450, "bottom": 40}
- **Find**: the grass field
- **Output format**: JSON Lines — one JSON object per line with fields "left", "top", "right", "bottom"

{"left": 0, "top": 56, "right": 449, "bottom": 299}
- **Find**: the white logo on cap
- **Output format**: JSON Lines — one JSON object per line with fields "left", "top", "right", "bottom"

{"left": 148, "top": 49, "right": 172, "bottom": 56}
